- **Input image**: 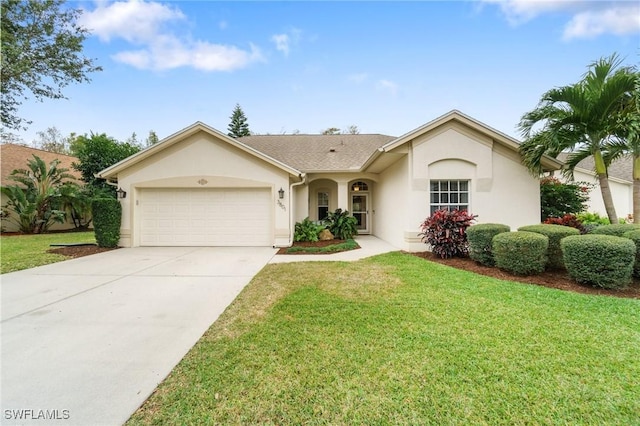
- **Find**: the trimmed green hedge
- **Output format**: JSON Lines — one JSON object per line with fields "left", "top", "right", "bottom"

{"left": 561, "top": 235, "right": 635, "bottom": 289}
{"left": 623, "top": 229, "right": 640, "bottom": 278}
{"left": 492, "top": 231, "right": 548, "bottom": 276}
{"left": 92, "top": 198, "right": 121, "bottom": 248}
{"left": 518, "top": 224, "right": 580, "bottom": 270}
{"left": 590, "top": 223, "right": 640, "bottom": 237}
{"left": 467, "top": 223, "right": 510, "bottom": 266}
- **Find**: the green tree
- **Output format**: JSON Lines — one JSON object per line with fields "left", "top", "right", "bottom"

{"left": 145, "top": 130, "right": 160, "bottom": 146}
{"left": 518, "top": 53, "right": 637, "bottom": 224}
{"left": 33, "top": 126, "right": 70, "bottom": 154}
{"left": 1, "top": 0, "right": 102, "bottom": 130}
{"left": 1, "top": 155, "right": 76, "bottom": 233}
{"left": 322, "top": 127, "right": 341, "bottom": 135}
{"left": 227, "top": 104, "right": 251, "bottom": 138}
{"left": 72, "top": 133, "right": 140, "bottom": 193}
{"left": 539, "top": 177, "right": 590, "bottom": 221}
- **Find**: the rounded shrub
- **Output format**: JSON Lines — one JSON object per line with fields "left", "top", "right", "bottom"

{"left": 561, "top": 235, "right": 635, "bottom": 289}
{"left": 518, "top": 224, "right": 580, "bottom": 270}
{"left": 622, "top": 229, "right": 640, "bottom": 278}
{"left": 590, "top": 223, "right": 640, "bottom": 237}
{"left": 492, "top": 231, "right": 548, "bottom": 276}
{"left": 466, "top": 223, "right": 510, "bottom": 266}
{"left": 92, "top": 198, "right": 122, "bottom": 248}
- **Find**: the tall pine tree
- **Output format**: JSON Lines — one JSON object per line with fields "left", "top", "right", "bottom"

{"left": 227, "top": 104, "right": 251, "bottom": 138}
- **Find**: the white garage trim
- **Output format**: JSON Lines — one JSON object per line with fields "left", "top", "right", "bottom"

{"left": 139, "top": 188, "right": 272, "bottom": 246}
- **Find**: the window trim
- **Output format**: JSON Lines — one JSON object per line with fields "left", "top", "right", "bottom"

{"left": 429, "top": 179, "right": 470, "bottom": 214}
{"left": 317, "top": 191, "right": 329, "bottom": 221}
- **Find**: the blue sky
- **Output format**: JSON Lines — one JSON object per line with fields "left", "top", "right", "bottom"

{"left": 12, "top": 0, "right": 640, "bottom": 145}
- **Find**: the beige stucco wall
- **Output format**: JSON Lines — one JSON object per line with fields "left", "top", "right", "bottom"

{"left": 373, "top": 156, "right": 409, "bottom": 249}
{"left": 376, "top": 123, "right": 541, "bottom": 251}
{"left": 116, "top": 131, "right": 292, "bottom": 247}
{"left": 569, "top": 169, "right": 632, "bottom": 220}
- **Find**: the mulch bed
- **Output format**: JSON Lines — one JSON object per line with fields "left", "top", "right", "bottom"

{"left": 412, "top": 252, "right": 640, "bottom": 300}
{"left": 276, "top": 239, "right": 359, "bottom": 255}
{"left": 47, "top": 245, "right": 118, "bottom": 258}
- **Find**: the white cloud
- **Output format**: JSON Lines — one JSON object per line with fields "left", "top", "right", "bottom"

{"left": 376, "top": 79, "right": 398, "bottom": 96}
{"left": 81, "top": 0, "right": 263, "bottom": 72}
{"left": 80, "top": 0, "right": 185, "bottom": 43}
{"left": 563, "top": 4, "right": 640, "bottom": 39}
{"left": 479, "top": 0, "right": 640, "bottom": 39}
{"left": 271, "top": 28, "right": 302, "bottom": 56}
{"left": 271, "top": 34, "right": 290, "bottom": 56}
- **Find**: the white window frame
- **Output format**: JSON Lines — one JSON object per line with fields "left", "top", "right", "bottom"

{"left": 430, "top": 180, "right": 470, "bottom": 214}
{"left": 318, "top": 191, "right": 329, "bottom": 220}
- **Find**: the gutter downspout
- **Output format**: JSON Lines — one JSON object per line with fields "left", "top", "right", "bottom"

{"left": 286, "top": 173, "right": 307, "bottom": 247}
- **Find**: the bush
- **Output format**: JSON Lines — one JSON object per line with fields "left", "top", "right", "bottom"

{"left": 466, "top": 223, "right": 510, "bottom": 266}
{"left": 294, "top": 218, "right": 325, "bottom": 242}
{"left": 92, "top": 198, "right": 121, "bottom": 248}
{"left": 492, "top": 231, "right": 548, "bottom": 276}
{"left": 518, "top": 224, "right": 580, "bottom": 270}
{"left": 622, "top": 229, "right": 640, "bottom": 278}
{"left": 561, "top": 235, "right": 635, "bottom": 289}
{"left": 576, "top": 212, "right": 610, "bottom": 226}
{"left": 589, "top": 223, "right": 640, "bottom": 237}
{"left": 540, "top": 177, "right": 590, "bottom": 221}
{"left": 419, "top": 209, "right": 477, "bottom": 259}
{"left": 323, "top": 208, "right": 358, "bottom": 240}
{"left": 543, "top": 214, "right": 586, "bottom": 234}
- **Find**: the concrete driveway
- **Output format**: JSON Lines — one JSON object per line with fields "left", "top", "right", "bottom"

{"left": 1, "top": 246, "right": 276, "bottom": 426}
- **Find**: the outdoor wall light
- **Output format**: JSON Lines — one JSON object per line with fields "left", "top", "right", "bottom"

{"left": 278, "top": 187, "right": 285, "bottom": 199}
{"left": 116, "top": 187, "right": 127, "bottom": 199}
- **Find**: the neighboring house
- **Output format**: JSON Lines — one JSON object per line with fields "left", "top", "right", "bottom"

{"left": 97, "top": 110, "right": 561, "bottom": 251}
{"left": 1, "top": 143, "right": 81, "bottom": 232}
{"left": 556, "top": 153, "right": 633, "bottom": 220}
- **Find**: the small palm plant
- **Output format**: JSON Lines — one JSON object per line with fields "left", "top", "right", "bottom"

{"left": 1, "top": 154, "right": 77, "bottom": 233}
{"left": 323, "top": 208, "right": 358, "bottom": 240}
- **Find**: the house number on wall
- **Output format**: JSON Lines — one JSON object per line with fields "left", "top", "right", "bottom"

{"left": 197, "top": 179, "right": 208, "bottom": 185}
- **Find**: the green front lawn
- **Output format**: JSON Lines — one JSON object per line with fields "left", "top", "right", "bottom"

{"left": 0, "top": 232, "right": 96, "bottom": 274}
{"left": 128, "top": 252, "right": 640, "bottom": 425}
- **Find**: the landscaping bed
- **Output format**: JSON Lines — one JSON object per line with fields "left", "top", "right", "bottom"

{"left": 47, "top": 245, "right": 118, "bottom": 258}
{"left": 276, "top": 239, "right": 360, "bottom": 254}
{"left": 416, "top": 251, "right": 640, "bottom": 299}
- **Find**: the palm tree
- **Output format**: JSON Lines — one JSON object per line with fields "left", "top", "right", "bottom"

{"left": 607, "top": 70, "right": 640, "bottom": 222}
{"left": 518, "top": 53, "right": 637, "bottom": 224}
{"left": 1, "top": 155, "right": 77, "bottom": 233}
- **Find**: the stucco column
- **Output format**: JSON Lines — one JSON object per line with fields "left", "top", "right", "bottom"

{"left": 337, "top": 180, "right": 349, "bottom": 210}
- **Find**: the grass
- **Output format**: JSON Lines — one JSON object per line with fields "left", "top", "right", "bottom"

{"left": 0, "top": 231, "right": 96, "bottom": 274}
{"left": 128, "top": 252, "right": 640, "bottom": 425}
{"left": 285, "top": 238, "right": 359, "bottom": 254}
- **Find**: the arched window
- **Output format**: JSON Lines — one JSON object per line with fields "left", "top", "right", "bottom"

{"left": 351, "top": 181, "right": 369, "bottom": 192}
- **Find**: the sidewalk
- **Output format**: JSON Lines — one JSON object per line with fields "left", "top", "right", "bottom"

{"left": 269, "top": 235, "right": 400, "bottom": 263}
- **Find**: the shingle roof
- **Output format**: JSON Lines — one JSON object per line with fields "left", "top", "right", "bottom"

{"left": 557, "top": 152, "right": 633, "bottom": 182}
{"left": 1, "top": 143, "right": 81, "bottom": 185}
{"left": 238, "top": 134, "right": 396, "bottom": 172}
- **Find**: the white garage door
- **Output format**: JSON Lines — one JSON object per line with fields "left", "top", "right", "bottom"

{"left": 140, "top": 188, "right": 272, "bottom": 246}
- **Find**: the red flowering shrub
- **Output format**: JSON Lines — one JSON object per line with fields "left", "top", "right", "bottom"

{"left": 543, "top": 214, "right": 587, "bottom": 234}
{"left": 419, "top": 209, "right": 477, "bottom": 259}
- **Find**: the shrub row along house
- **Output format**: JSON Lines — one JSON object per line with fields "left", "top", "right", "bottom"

{"left": 96, "top": 110, "right": 563, "bottom": 250}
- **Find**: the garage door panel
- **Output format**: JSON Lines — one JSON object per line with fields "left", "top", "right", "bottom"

{"left": 140, "top": 188, "right": 272, "bottom": 246}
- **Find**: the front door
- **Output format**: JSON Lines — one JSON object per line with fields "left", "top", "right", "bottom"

{"left": 351, "top": 193, "right": 369, "bottom": 234}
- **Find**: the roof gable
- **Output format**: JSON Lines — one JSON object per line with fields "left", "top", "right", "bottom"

{"left": 97, "top": 122, "right": 303, "bottom": 180}
{"left": 379, "top": 110, "right": 562, "bottom": 172}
